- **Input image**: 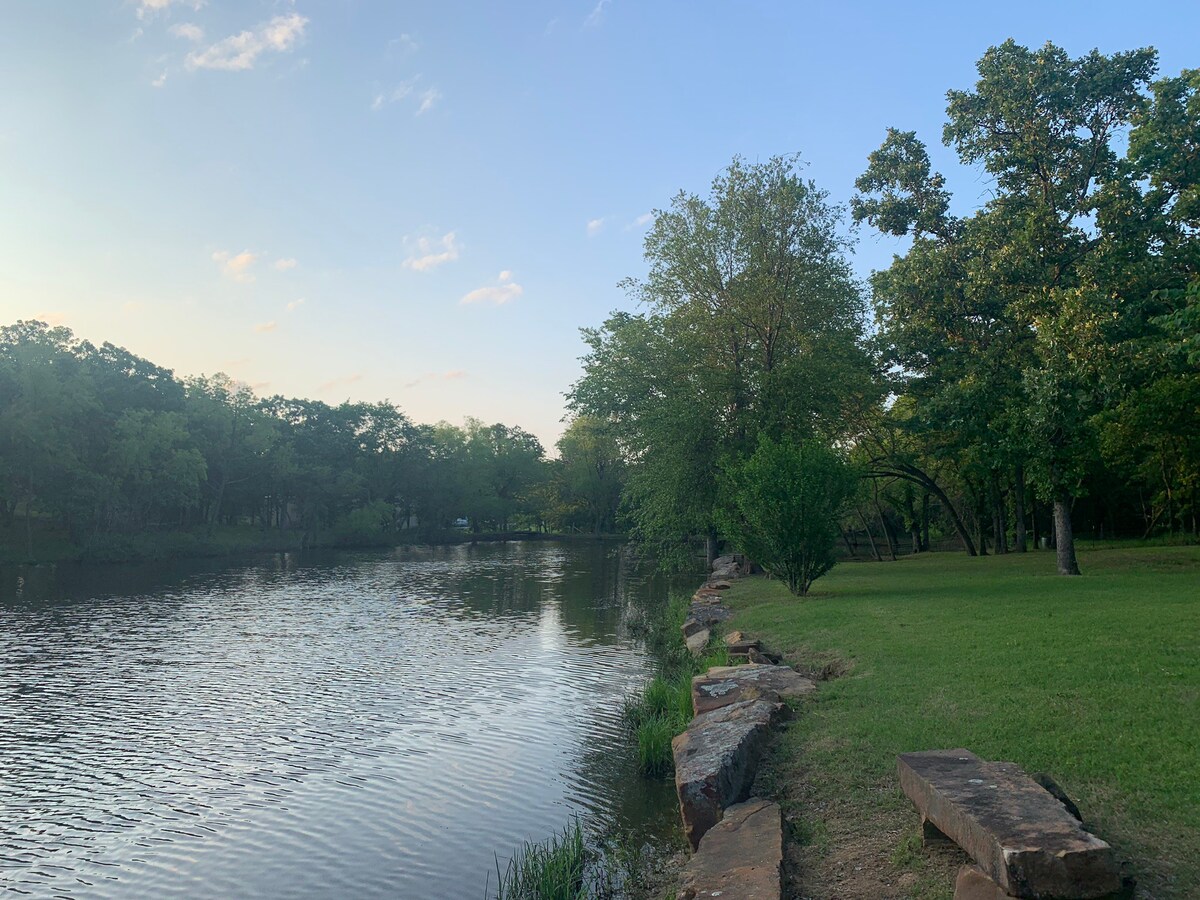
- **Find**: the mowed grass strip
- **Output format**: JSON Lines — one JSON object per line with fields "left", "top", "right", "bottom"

{"left": 725, "top": 546, "right": 1200, "bottom": 899}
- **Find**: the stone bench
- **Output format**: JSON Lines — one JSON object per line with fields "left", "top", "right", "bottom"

{"left": 897, "top": 749, "right": 1122, "bottom": 899}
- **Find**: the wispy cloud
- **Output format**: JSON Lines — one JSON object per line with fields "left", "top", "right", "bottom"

{"left": 286, "top": 298, "right": 306, "bottom": 312}
{"left": 212, "top": 249, "right": 258, "bottom": 282}
{"left": 387, "top": 34, "right": 419, "bottom": 56}
{"left": 169, "top": 22, "right": 204, "bottom": 41}
{"left": 586, "top": 217, "right": 606, "bottom": 237}
{"left": 187, "top": 13, "right": 308, "bottom": 72}
{"left": 630, "top": 211, "right": 653, "bottom": 228}
{"left": 122, "top": 301, "right": 144, "bottom": 314}
{"left": 403, "top": 370, "right": 467, "bottom": 389}
{"left": 317, "top": 373, "right": 364, "bottom": 392}
{"left": 461, "top": 270, "right": 523, "bottom": 306}
{"left": 254, "top": 321, "right": 277, "bottom": 333}
{"left": 403, "top": 231, "right": 460, "bottom": 271}
{"left": 584, "top": 0, "right": 610, "bottom": 27}
{"left": 151, "top": 71, "right": 168, "bottom": 88}
{"left": 137, "top": 0, "right": 204, "bottom": 20}
{"left": 34, "top": 311, "right": 68, "bottom": 327}
{"left": 274, "top": 257, "right": 298, "bottom": 271}
{"left": 372, "top": 76, "right": 442, "bottom": 115}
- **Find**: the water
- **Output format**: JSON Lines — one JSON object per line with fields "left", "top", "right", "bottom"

{"left": 0, "top": 542, "right": 685, "bottom": 899}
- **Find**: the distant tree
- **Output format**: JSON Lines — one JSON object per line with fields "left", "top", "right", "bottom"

{"left": 717, "top": 436, "right": 856, "bottom": 595}
{"left": 553, "top": 415, "right": 625, "bottom": 533}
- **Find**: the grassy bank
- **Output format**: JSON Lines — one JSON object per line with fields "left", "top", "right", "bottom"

{"left": 723, "top": 545, "right": 1199, "bottom": 899}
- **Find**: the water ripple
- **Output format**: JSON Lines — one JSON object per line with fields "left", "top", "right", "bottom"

{"left": 0, "top": 544, "right": 683, "bottom": 899}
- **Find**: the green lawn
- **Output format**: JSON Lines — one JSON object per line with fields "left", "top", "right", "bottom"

{"left": 725, "top": 545, "right": 1200, "bottom": 899}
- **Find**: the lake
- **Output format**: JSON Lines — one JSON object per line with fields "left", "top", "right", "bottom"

{"left": 0, "top": 542, "right": 685, "bottom": 898}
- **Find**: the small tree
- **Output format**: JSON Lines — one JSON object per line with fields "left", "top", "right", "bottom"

{"left": 718, "top": 436, "right": 856, "bottom": 595}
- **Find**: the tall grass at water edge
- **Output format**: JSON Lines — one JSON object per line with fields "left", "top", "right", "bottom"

{"left": 488, "top": 819, "right": 676, "bottom": 900}
{"left": 622, "top": 591, "right": 732, "bottom": 776}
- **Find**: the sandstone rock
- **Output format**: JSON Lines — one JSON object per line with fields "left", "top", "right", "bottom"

{"left": 685, "top": 627, "right": 711, "bottom": 655}
{"left": 723, "top": 630, "right": 749, "bottom": 645}
{"left": 677, "top": 798, "right": 782, "bottom": 900}
{"left": 706, "top": 579, "right": 733, "bottom": 590}
{"left": 897, "top": 749, "right": 1121, "bottom": 899}
{"left": 673, "top": 700, "right": 775, "bottom": 849}
{"left": 692, "top": 664, "right": 814, "bottom": 717}
{"left": 1032, "top": 772, "right": 1083, "bottom": 823}
{"left": 687, "top": 603, "right": 733, "bottom": 627}
{"left": 954, "top": 864, "right": 1010, "bottom": 900}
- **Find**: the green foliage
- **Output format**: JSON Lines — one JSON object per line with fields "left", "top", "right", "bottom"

{"left": 633, "top": 716, "right": 678, "bottom": 779}
{"left": 569, "top": 156, "right": 872, "bottom": 567}
{"left": 492, "top": 818, "right": 587, "bottom": 900}
{"left": 0, "top": 319, "right": 559, "bottom": 559}
{"left": 718, "top": 437, "right": 856, "bottom": 595}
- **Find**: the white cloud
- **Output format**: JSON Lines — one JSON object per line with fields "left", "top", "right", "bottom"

{"left": 169, "top": 22, "right": 204, "bottom": 41}
{"left": 585, "top": 0, "right": 610, "bottom": 27}
{"left": 317, "top": 373, "right": 364, "bottom": 392}
{"left": 274, "top": 257, "right": 298, "bottom": 271}
{"left": 212, "top": 249, "right": 258, "bottom": 282}
{"left": 254, "top": 321, "right": 277, "bottom": 333}
{"left": 372, "top": 77, "right": 441, "bottom": 115}
{"left": 632, "top": 211, "right": 653, "bottom": 227}
{"left": 403, "top": 231, "right": 460, "bottom": 271}
{"left": 151, "top": 71, "right": 168, "bottom": 88}
{"left": 286, "top": 298, "right": 306, "bottom": 312}
{"left": 388, "top": 34, "right": 419, "bottom": 55}
{"left": 461, "top": 270, "right": 523, "bottom": 306}
{"left": 403, "top": 369, "right": 467, "bottom": 389}
{"left": 417, "top": 88, "right": 441, "bottom": 115}
{"left": 137, "top": 0, "right": 204, "bottom": 20}
{"left": 34, "top": 311, "right": 68, "bottom": 326}
{"left": 586, "top": 217, "right": 606, "bottom": 237}
{"left": 187, "top": 13, "right": 307, "bottom": 72}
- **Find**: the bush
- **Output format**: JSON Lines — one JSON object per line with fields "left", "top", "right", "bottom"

{"left": 717, "top": 435, "right": 857, "bottom": 595}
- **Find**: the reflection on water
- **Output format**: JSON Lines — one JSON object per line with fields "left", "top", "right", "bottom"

{"left": 0, "top": 542, "right": 686, "bottom": 899}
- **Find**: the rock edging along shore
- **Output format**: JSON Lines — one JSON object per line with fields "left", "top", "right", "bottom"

{"left": 670, "top": 556, "right": 816, "bottom": 899}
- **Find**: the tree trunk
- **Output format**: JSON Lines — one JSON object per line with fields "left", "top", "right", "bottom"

{"left": 840, "top": 527, "right": 857, "bottom": 558}
{"left": 869, "top": 462, "right": 977, "bottom": 556}
{"left": 855, "top": 507, "right": 882, "bottom": 561}
{"left": 1014, "top": 465, "right": 1027, "bottom": 552}
{"left": 1054, "top": 495, "right": 1081, "bottom": 576}
{"left": 921, "top": 492, "right": 930, "bottom": 551}
{"left": 705, "top": 528, "right": 718, "bottom": 570}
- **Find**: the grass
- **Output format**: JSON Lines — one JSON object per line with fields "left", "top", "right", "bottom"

{"left": 491, "top": 819, "right": 587, "bottom": 900}
{"left": 622, "top": 590, "right": 734, "bottom": 776}
{"left": 725, "top": 545, "right": 1200, "bottom": 899}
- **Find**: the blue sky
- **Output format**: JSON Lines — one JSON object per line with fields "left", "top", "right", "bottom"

{"left": 2, "top": 1, "right": 1198, "bottom": 449}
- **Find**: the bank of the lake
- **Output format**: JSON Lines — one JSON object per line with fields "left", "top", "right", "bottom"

{"left": 722, "top": 545, "right": 1200, "bottom": 899}
{"left": 0, "top": 521, "right": 626, "bottom": 567}
{"left": 0, "top": 542, "right": 682, "bottom": 899}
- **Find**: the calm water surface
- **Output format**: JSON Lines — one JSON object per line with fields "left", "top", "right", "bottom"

{"left": 0, "top": 542, "right": 684, "bottom": 898}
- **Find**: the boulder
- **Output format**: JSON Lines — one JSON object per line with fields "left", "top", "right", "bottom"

{"left": 897, "top": 749, "right": 1121, "bottom": 899}
{"left": 685, "top": 627, "right": 711, "bottom": 655}
{"left": 954, "top": 864, "right": 1010, "bottom": 900}
{"left": 677, "top": 798, "right": 782, "bottom": 900}
{"left": 692, "top": 664, "right": 816, "bottom": 715}
{"left": 673, "top": 699, "right": 777, "bottom": 849}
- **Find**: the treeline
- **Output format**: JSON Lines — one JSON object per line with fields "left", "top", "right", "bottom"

{"left": 569, "top": 41, "right": 1200, "bottom": 584}
{"left": 0, "top": 320, "right": 626, "bottom": 558}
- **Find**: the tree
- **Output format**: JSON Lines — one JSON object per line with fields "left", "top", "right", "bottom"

{"left": 717, "top": 436, "right": 856, "bottom": 595}
{"left": 856, "top": 41, "right": 1160, "bottom": 574}
{"left": 570, "top": 156, "right": 871, "bottom": 567}
{"left": 552, "top": 416, "right": 625, "bottom": 533}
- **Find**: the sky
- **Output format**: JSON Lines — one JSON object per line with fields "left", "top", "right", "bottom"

{"left": 2, "top": 1, "right": 1199, "bottom": 451}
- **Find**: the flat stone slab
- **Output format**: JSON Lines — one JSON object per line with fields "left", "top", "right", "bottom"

{"left": 692, "top": 664, "right": 816, "bottom": 716}
{"left": 898, "top": 749, "right": 1120, "bottom": 899}
{"left": 685, "top": 627, "right": 711, "bottom": 655}
{"left": 673, "top": 699, "right": 776, "bottom": 849}
{"left": 677, "top": 798, "right": 782, "bottom": 900}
